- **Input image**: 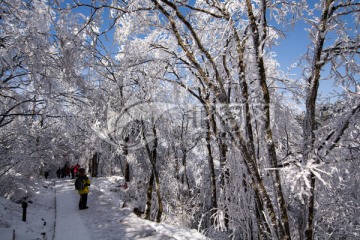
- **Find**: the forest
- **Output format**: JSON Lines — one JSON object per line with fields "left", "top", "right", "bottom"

{"left": 0, "top": 0, "right": 359, "bottom": 239}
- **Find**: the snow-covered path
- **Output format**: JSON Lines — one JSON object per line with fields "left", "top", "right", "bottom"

{"left": 0, "top": 177, "right": 208, "bottom": 240}
{"left": 1, "top": 177, "right": 208, "bottom": 240}
{"left": 54, "top": 179, "right": 93, "bottom": 240}
{"left": 53, "top": 178, "right": 172, "bottom": 239}
{"left": 51, "top": 178, "right": 207, "bottom": 240}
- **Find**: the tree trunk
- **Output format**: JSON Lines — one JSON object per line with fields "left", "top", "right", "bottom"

{"left": 218, "top": 132, "right": 229, "bottom": 228}
{"left": 173, "top": 145, "right": 180, "bottom": 181}
{"left": 180, "top": 151, "right": 190, "bottom": 191}
{"left": 302, "top": 1, "right": 334, "bottom": 239}
{"left": 123, "top": 136, "right": 130, "bottom": 182}
{"left": 154, "top": 167, "right": 163, "bottom": 223}
{"left": 245, "top": 0, "right": 291, "bottom": 238}
{"left": 233, "top": 27, "right": 269, "bottom": 238}
{"left": 91, "top": 152, "right": 99, "bottom": 177}
{"left": 203, "top": 103, "right": 218, "bottom": 223}
{"left": 144, "top": 172, "right": 154, "bottom": 220}
{"left": 142, "top": 120, "right": 163, "bottom": 222}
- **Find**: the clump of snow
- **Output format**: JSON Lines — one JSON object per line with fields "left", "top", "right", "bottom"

{"left": 8, "top": 188, "right": 30, "bottom": 204}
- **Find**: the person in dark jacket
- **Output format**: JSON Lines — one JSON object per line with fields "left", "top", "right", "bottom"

{"left": 77, "top": 168, "right": 91, "bottom": 210}
{"left": 56, "top": 168, "right": 61, "bottom": 178}
{"left": 70, "top": 166, "right": 75, "bottom": 179}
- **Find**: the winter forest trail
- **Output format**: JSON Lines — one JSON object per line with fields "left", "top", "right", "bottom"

{"left": 1, "top": 177, "right": 208, "bottom": 240}
{"left": 54, "top": 179, "right": 93, "bottom": 240}
{"left": 52, "top": 178, "right": 192, "bottom": 240}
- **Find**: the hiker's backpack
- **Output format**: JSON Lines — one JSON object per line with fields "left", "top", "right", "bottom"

{"left": 75, "top": 177, "right": 84, "bottom": 190}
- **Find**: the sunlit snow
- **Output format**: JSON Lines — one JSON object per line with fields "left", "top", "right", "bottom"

{"left": 0, "top": 177, "right": 208, "bottom": 240}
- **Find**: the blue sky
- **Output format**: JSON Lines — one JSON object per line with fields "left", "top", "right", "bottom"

{"left": 64, "top": 0, "right": 350, "bottom": 100}
{"left": 271, "top": 1, "right": 359, "bottom": 99}
{"left": 272, "top": 19, "right": 344, "bottom": 100}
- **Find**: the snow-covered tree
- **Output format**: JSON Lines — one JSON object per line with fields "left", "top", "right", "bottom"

{"left": 1, "top": 0, "right": 359, "bottom": 239}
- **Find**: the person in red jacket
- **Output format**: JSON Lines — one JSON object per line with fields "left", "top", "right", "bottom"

{"left": 73, "top": 164, "right": 80, "bottom": 177}
{"left": 77, "top": 168, "right": 91, "bottom": 210}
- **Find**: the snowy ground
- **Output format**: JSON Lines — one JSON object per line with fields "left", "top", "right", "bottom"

{"left": 0, "top": 177, "right": 209, "bottom": 240}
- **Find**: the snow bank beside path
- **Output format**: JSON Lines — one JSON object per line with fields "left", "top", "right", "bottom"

{"left": 0, "top": 178, "right": 56, "bottom": 240}
{"left": 81, "top": 177, "right": 209, "bottom": 240}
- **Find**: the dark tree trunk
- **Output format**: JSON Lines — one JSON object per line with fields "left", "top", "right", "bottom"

{"left": 91, "top": 152, "right": 99, "bottom": 177}
{"left": 302, "top": 2, "right": 334, "bottom": 239}
{"left": 144, "top": 172, "right": 154, "bottom": 220}
{"left": 218, "top": 132, "right": 229, "bottom": 228}
{"left": 204, "top": 103, "right": 218, "bottom": 222}
{"left": 142, "top": 121, "right": 163, "bottom": 222}
{"left": 123, "top": 136, "right": 131, "bottom": 182}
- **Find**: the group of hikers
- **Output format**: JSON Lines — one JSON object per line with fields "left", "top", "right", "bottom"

{"left": 56, "top": 163, "right": 81, "bottom": 179}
